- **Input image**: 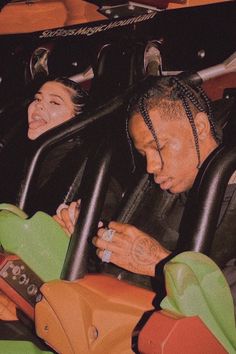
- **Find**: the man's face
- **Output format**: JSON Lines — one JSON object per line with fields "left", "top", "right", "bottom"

{"left": 27, "top": 81, "right": 75, "bottom": 140}
{"left": 129, "top": 108, "right": 214, "bottom": 194}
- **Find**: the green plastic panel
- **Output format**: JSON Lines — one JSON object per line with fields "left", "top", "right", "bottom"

{"left": 0, "top": 204, "right": 69, "bottom": 282}
{"left": 0, "top": 340, "right": 53, "bottom": 354}
{"left": 161, "top": 251, "right": 236, "bottom": 354}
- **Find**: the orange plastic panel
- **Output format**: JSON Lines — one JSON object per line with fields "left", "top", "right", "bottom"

{"left": 0, "top": 292, "right": 17, "bottom": 321}
{"left": 138, "top": 311, "right": 227, "bottom": 353}
{"left": 35, "top": 274, "right": 155, "bottom": 354}
{"left": 167, "top": 0, "right": 231, "bottom": 9}
{"left": 202, "top": 73, "right": 236, "bottom": 100}
{"left": 0, "top": 0, "right": 106, "bottom": 34}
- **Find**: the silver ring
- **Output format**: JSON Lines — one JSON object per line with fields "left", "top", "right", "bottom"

{"left": 102, "top": 249, "right": 112, "bottom": 263}
{"left": 102, "top": 228, "right": 115, "bottom": 242}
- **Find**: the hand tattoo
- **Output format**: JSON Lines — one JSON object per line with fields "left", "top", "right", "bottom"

{"left": 131, "top": 237, "right": 158, "bottom": 266}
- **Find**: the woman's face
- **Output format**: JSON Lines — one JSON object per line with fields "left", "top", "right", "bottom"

{"left": 27, "top": 81, "right": 75, "bottom": 140}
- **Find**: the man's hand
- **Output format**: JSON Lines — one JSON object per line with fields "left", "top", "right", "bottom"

{"left": 92, "top": 221, "right": 170, "bottom": 276}
{"left": 53, "top": 200, "right": 80, "bottom": 236}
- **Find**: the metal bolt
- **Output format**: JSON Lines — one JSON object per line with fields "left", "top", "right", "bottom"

{"left": 128, "top": 5, "right": 135, "bottom": 10}
{"left": 198, "top": 49, "right": 206, "bottom": 59}
{"left": 36, "top": 293, "right": 43, "bottom": 302}
{"left": 88, "top": 326, "right": 98, "bottom": 341}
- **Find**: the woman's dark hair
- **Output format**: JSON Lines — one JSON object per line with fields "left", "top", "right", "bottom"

{"left": 53, "top": 77, "right": 88, "bottom": 115}
{"left": 127, "top": 75, "right": 221, "bottom": 169}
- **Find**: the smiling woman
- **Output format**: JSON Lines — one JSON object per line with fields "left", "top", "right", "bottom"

{"left": 27, "top": 77, "right": 87, "bottom": 140}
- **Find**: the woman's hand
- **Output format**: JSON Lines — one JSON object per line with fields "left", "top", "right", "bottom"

{"left": 92, "top": 221, "right": 170, "bottom": 276}
{"left": 53, "top": 200, "right": 80, "bottom": 236}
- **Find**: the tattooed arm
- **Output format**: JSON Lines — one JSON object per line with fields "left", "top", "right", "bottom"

{"left": 92, "top": 221, "right": 170, "bottom": 276}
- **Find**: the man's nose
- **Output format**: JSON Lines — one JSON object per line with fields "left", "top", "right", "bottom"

{"left": 146, "top": 151, "right": 162, "bottom": 174}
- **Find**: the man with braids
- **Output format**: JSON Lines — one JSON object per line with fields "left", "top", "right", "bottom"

{"left": 57, "top": 76, "right": 236, "bottom": 308}
{"left": 92, "top": 75, "right": 226, "bottom": 273}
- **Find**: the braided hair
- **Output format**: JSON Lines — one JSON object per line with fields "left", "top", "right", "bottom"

{"left": 127, "top": 75, "right": 221, "bottom": 170}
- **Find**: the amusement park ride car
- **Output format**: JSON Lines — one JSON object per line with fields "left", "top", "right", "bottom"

{"left": 0, "top": 1, "right": 236, "bottom": 353}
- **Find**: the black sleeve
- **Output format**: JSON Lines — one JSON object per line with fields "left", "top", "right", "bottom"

{"left": 151, "top": 251, "right": 178, "bottom": 309}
